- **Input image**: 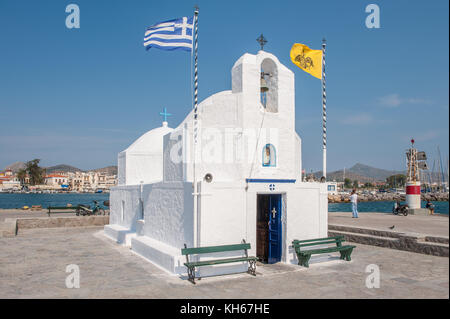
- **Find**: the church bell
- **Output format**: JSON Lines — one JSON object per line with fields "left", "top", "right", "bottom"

{"left": 260, "top": 73, "right": 269, "bottom": 93}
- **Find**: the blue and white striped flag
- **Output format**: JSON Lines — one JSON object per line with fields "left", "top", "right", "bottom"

{"left": 143, "top": 17, "right": 193, "bottom": 52}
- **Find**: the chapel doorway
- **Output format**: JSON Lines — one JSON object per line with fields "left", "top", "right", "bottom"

{"left": 256, "top": 194, "right": 282, "bottom": 264}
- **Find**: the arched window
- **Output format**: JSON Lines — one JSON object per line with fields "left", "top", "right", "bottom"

{"left": 262, "top": 144, "right": 276, "bottom": 167}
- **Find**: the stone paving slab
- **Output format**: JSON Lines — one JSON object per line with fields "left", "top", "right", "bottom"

{"left": 0, "top": 227, "right": 448, "bottom": 299}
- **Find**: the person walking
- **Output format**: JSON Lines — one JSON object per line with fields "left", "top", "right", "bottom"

{"left": 425, "top": 200, "right": 435, "bottom": 215}
{"left": 350, "top": 189, "right": 359, "bottom": 218}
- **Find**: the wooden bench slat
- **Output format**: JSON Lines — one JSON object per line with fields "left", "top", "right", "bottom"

{"left": 293, "top": 239, "right": 345, "bottom": 248}
{"left": 292, "top": 236, "right": 344, "bottom": 244}
{"left": 181, "top": 243, "right": 251, "bottom": 255}
{"left": 298, "top": 245, "right": 356, "bottom": 255}
{"left": 184, "top": 256, "right": 257, "bottom": 267}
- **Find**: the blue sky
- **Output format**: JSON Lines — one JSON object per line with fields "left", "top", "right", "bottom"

{"left": 0, "top": 0, "right": 448, "bottom": 172}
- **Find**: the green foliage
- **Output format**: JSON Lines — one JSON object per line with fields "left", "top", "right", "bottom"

{"left": 386, "top": 174, "right": 407, "bottom": 188}
{"left": 344, "top": 178, "right": 352, "bottom": 188}
{"left": 353, "top": 180, "right": 359, "bottom": 189}
{"left": 17, "top": 168, "right": 27, "bottom": 186}
{"left": 25, "top": 159, "right": 46, "bottom": 186}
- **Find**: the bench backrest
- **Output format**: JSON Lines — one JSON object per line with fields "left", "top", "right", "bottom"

{"left": 181, "top": 243, "right": 251, "bottom": 256}
{"left": 292, "top": 236, "right": 344, "bottom": 248}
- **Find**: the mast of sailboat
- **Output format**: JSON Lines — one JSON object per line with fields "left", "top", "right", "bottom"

{"left": 431, "top": 159, "right": 436, "bottom": 192}
{"left": 447, "top": 156, "right": 450, "bottom": 192}
{"left": 438, "top": 146, "right": 444, "bottom": 192}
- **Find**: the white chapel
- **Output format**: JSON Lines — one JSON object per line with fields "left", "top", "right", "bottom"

{"left": 104, "top": 49, "right": 328, "bottom": 276}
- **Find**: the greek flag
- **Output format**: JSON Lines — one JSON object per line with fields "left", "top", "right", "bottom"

{"left": 144, "top": 17, "right": 193, "bottom": 52}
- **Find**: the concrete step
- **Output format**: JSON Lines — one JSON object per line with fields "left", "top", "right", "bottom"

{"left": 329, "top": 230, "right": 449, "bottom": 257}
{"left": 329, "top": 224, "right": 407, "bottom": 239}
{"left": 0, "top": 216, "right": 110, "bottom": 237}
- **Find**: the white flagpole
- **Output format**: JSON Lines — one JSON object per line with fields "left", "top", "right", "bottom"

{"left": 321, "top": 38, "right": 327, "bottom": 182}
{"left": 192, "top": 6, "right": 199, "bottom": 247}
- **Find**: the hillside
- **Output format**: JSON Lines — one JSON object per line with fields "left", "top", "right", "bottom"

{"left": 3, "top": 162, "right": 118, "bottom": 175}
{"left": 4, "top": 161, "right": 26, "bottom": 173}
{"left": 90, "top": 166, "right": 118, "bottom": 175}
{"left": 45, "top": 164, "right": 83, "bottom": 174}
{"left": 314, "top": 163, "right": 406, "bottom": 182}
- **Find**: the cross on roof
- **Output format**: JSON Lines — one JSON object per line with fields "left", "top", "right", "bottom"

{"left": 257, "top": 34, "right": 267, "bottom": 51}
{"left": 159, "top": 107, "right": 172, "bottom": 123}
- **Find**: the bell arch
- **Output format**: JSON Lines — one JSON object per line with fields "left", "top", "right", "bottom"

{"left": 260, "top": 58, "right": 278, "bottom": 113}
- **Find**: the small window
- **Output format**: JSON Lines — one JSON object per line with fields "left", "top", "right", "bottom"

{"left": 262, "top": 144, "right": 276, "bottom": 167}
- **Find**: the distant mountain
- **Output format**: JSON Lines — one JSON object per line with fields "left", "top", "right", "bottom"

{"left": 347, "top": 163, "right": 404, "bottom": 181}
{"left": 314, "top": 163, "right": 405, "bottom": 182}
{"left": 45, "top": 164, "right": 117, "bottom": 175}
{"left": 4, "top": 162, "right": 117, "bottom": 175}
{"left": 4, "top": 161, "right": 26, "bottom": 173}
{"left": 45, "top": 164, "right": 83, "bottom": 174}
{"left": 90, "top": 166, "right": 118, "bottom": 175}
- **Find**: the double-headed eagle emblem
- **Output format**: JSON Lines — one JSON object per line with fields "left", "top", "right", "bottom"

{"left": 294, "top": 49, "right": 314, "bottom": 70}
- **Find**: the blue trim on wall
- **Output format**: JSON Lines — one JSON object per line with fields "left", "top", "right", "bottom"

{"left": 246, "top": 178, "right": 296, "bottom": 183}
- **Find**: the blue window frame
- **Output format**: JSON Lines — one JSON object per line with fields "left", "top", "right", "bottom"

{"left": 262, "top": 144, "right": 276, "bottom": 167}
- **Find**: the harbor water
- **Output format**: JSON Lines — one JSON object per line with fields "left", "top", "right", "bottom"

{"left": 0, "top": 193, "right": 110, "bottom": 209}
{"left": 0, "top": 193, "right": 448, "bottom": 215}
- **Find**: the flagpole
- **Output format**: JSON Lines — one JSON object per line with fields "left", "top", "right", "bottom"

{"left": 192, "top": 5, "right": 199, "bottom": 247}
{"left": 321, "top": 38, "right": 327, "bottom": 182}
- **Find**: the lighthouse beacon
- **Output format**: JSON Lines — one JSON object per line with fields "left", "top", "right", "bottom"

{"left": 405, "top": 139, "right": 428, "bottom": 213}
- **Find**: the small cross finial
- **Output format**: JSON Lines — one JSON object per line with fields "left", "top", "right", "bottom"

{"left": 257, "top": 34, "right": 267, "bottom": 51}
{"left": 159, "top": 107, "right": 172, "bottom": 124}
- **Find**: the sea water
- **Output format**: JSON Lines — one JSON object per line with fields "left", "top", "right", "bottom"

{"left": 0, "top": 193, "right": 110, "bottom": 209}
{"left": 0, "top": 193, "right": 448, "bottom": 215}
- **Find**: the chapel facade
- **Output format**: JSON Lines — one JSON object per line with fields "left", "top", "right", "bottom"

{"left": 104, "top": 50, "right": 328, "bottom": 276}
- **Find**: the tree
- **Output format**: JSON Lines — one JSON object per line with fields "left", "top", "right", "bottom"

{"left": 386, "top": 174, "right": 406, "bottom": 188}
{"left": 25, "top": 159, "right": 46, "bottom": 185}
{"left": 344, "top": 178, "right": 352, "bottom": 188}
{"left": 353, "top": 180, "right": 359, "bottom": 189}
{"left": 17, "top": 168, "right": 27, "bottom": 186}
{"left": 364, "top": 182, "right": 374, "bottom": 188}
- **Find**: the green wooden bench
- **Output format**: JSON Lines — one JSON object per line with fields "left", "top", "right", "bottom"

{"left": 47, "top": 206, "right": 79, "bottom": 216}
{"left": 181, "top": 240, "right": 258, "bottom": 284}
{"left": 292, "top": 236, "right": 356, "bottom": 268}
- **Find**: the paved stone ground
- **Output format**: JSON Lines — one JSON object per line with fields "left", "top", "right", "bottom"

{"left": 329, "top": 212, "right": 449, "bottom": 238}
{"left": 0, "top": 227, "right": 448, "bottom": 299}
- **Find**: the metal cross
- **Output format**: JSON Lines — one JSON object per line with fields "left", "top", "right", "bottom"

{"left": 257, "top": 34, "right": 267, "bottom": 51}
{"left": 159, "top": 107, "right": 172, "bottom": 122}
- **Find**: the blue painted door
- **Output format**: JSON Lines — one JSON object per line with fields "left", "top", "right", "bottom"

{"left": 268, "top": 194, "right": 282, "bottom": 264}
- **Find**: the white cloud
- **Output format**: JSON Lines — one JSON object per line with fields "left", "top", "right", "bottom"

{"left": 377, "top": 93, "right": 431, "bottom": 107}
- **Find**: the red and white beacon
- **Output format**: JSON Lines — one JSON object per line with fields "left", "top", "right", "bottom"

{"left": 405, "top": 139, "right": 428, "bottom": 209}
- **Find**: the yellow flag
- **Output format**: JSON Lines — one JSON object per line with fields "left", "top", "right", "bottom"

{"left": 290, "top": 43, "right": 322, "bottom": 79}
